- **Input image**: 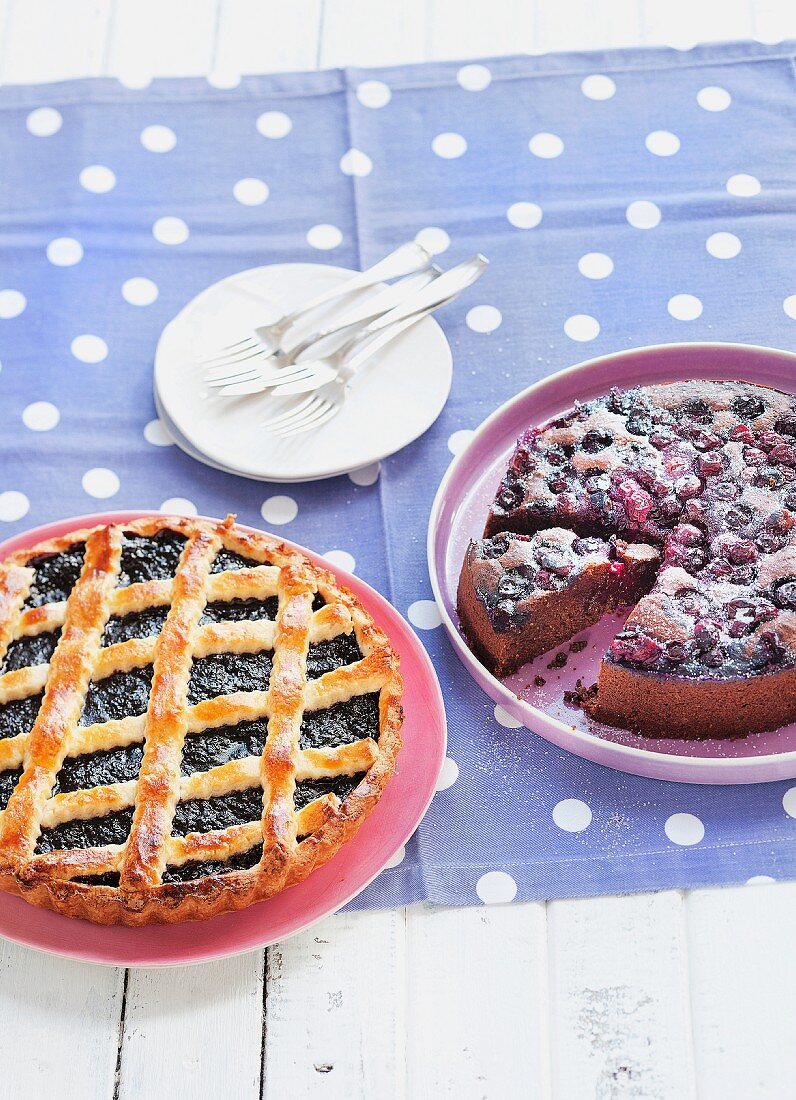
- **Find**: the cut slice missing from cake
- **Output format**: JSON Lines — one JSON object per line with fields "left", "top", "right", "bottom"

{"left": 457, "top": 528, "right": 659, "bottom": 677}
{"left": 458, "top": 378, "right": 796, "bottom": 739}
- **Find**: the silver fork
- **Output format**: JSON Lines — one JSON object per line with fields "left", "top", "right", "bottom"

{"left": 263, "top": 255, "right": 489, "bottom": 436}
{"left": 205, "top": 266, "right": 440, "bottom": 390}
{"left": 200, "top": 240, "right": 431, "bottom": 373}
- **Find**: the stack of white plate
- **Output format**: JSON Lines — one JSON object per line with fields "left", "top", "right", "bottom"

{"left": 154, "top": 263, "right": 453, "bottom": 482}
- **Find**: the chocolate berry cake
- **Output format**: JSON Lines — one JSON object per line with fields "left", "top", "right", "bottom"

{"left": 0, "top": 515, "right": 402, "bottom": 924}
{"left": 458, "top": 380, "right": 796, "bottom": 739}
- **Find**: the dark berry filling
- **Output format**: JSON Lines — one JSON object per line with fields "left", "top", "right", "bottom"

{"left": 1, "top": 629, "right": 61, "bottom": 673}
{"left": 187, "top": 652, "right": 273, "bottom": 705}
{"left": 35, "top": 808, "right": 134, "bottom": 853}
{"left": 294, "top": 773, "right": 364, "bottom": 813}
{"left": 306, "top": 634, "right": 362, "bottom": 679}
{"left": 171, "top": 786, "right": 264, "bottom": 835}
{"left": 101, "top": 607, "right": 169, "bottom": 646}
{"left": 117, "top": 531, "right": 187, "bottom": 587}
{"left": 53, "top": 744, "right": 144, "bottom": 794}
{"left": 200, "top": 598, "right": 278, "bottom": 624}
{"left": 0, "top": 767, "right": 22, "bottom": 809}
{"left": 211, "top": 548, "right": 264, "bottom": 573}
{"left": 81, "top": 666, "right": 153, "bottom": 725}
{"left": 299, "top": 692, "right": 380, "bottom": 750}
{"left": 24, "top": 545, "right": 86, "bottom": 607}
{"left": 180, "top": 719, "right": 267, "bottom": 775}
{"left": 0, "top": 691, "right": 44, "bottom": 738}
{"left": 161, "top": 844, "right": 263, "bottom": 883}
{"left": 73, "top": 872, "right": 120, "bottom": 887}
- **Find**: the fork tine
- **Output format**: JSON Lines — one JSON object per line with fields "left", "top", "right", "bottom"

{"left": 199, "top": 340, "right": 261, "bottom": 366}
{"left": 261, "top": 394, "right": 319, "bottom": 428}
{"left": 203, "top": 347, "right": 276, "bottom": 378}
{"left": 206, "top": 367, "right": 263, "bottom": 388}
{"left": 276, "top": 402, "right": 338, "bottom": 437}
{"left": 217, "top": 365, "right": 318, "bottom": 396}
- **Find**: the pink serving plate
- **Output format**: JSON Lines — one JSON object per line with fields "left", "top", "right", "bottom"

{"left": 0, "top": 511, "right": 446, "bottom": 966}
{"left": 429, "top": 342, "right": 796, "bottom": 786}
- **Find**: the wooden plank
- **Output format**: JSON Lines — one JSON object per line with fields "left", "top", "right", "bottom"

{"left": 105, "top": 0, "right": 219, "bottom": 81}
{"left": 406, "top": 903, "right": 551, "bottom": 1098}
{"left": 214, "top": 0, "right": 322, "bottom": 77}
{"left": 1, "top": 0, "right": 112, "bottom": 84}
{"left": 0, "top": 937, "right": 124, "bottom": 1099}
{"left": 640, "top": 0, "right": 754, "bottom": 48}
{"left": 264, "top": 910, "right": 405, "bottom": 1098}
{"left": 319, "top": 0, "right": 428, "bottom": 68}
{"left": 687, "top": 882, "right": 796, "bottom": 1099}
{"left": 535, "top": 0, "right": 643, "bottom": 52}
{"left": 426, "top": 0, "right": 535, "bottom": 60}
{"left": 119, "top": 952, "right": 264, "bottom": 1100}
{"left": 547, "top": 891, "right": 697, "bottom": 1099}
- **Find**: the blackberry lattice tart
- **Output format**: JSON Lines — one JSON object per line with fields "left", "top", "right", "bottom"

{"left": 458, "top": 380, "right": 796, "bottom": 739}
{"left": 0, "top": 515, "right": 402, "bottom": 924}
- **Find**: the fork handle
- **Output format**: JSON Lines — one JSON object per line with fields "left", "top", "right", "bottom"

{"left": 337, "top": 301, "right": 449, "bottom": 383}
{"left": 277, "top": 240, "right": 431, "bottom": 330}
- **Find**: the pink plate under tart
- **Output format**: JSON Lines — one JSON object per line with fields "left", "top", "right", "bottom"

{"left": 0, "top": 512, "right": 446, "bottom": 966}
{"left": 429, "top": 342, "right": 796, "bottom": 785}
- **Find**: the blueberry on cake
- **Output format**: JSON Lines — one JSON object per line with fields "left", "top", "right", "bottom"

{"left": 0, "top": 515, "right": 402, "bottom": 924}
{"left": 458, "top": 380, "right": 796, "bottom": 739}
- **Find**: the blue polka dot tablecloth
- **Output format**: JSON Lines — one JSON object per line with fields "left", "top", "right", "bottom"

{"left": 2, "top": 40, "right": 796, "bottom": 909}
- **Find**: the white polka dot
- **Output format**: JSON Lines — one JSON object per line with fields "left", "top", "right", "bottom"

{"left": 506, "top": 201, "right": 542, "bottom": 229}
{"left": 0, "top": 290, "right": 26, "bottom": 319}
{"left": 578, "top": 252, "right": 614, "bottom": 279}
{"left": 260, "top": 495, "right": 298, "bottom": 525}
{"left": 46, "top": 237, "right": 83, "bottom": 266}
{"left": 668, "top": 294, "right": 703, "bottom": 321}
{"left": 356, "top": 80, "right": 391, "bottom": 108}
{"left": 122, "top": 277, "right": 159, "bottom": 306}
{"left": 494, "top": 704, "right": 522, "bottom": 729}
{"left": 783, "top": 786, "right": 796, "bottom": 816}
{"left": 448, "top": 429, "right": 474, "bottom": 455}
{"left": 207, "top": 70, "right": 241, "bottom": 89}
{"left": 435, "top": 757, "right": 459, "bottom": 791}
{"left": 645, "top": 130, "right": 680, "bottom": 156}
{"left": 117, "top": 71, "right": 152, "bottom": 90}
{"left": 476, "top": 870, "right": 517, "bottom": 904}
{"left": 408, "top": 600, "right": 442, "bottom": 630}
{"left": 306, "top": 224, "right": 342, "bottom": 250}
{"left": 697, "top": 86, "right": 731, "bottom": 112}
{"left": 432, "top": 132, "right": 467, "bottom": 159}
{"left": 457, "top": 64, "right": 491, "bottom": 91}
{"left": 140, "top": 124, "right": 176, "bottom": 153}
{"left": 626, "top": 200, "right": 661, "bottom": 229}
{"left": 233, "top": 178, "right": 270, "bottom": 205}
{"left": 706, "top": 232, "right": 741, "bottom": 259}
{"left": 79, "top": 165, "right": 116, "bottom": 193}
{"left": 553, "top": 798, "right": 593, "bottom": 832}
{"left": 564, "top": 314, "right": 600, "bottom": 342}
{"left": 665, "top": 812, "right": 704, "bottom": 845}
{"left": 415, "top": 226, "right": 450, "bottom": 255}
{"left": 746, "top": 875, "right": 776, "bottom": 885}
{"left": 323, "top": 549, "right": 356, "bottom": 573}
{"left": 581, "top": 74, "right": 616, "bottom": 100}
{"left": 160, "top": 497, "right": 197, "bottom": 516}
{"left": 26, "top": 107, "right": 62, "bottom": 137}
{"left": 784, "top": 296, "right": 796, "bottom": 321}
{"left": 144, "top": 418, "right": 173, "bottom": 446}
{"left": 153, "top": 216, "right": 189, "bottom": 245}
{"left": 22, "top": 401, "right": 59, "bottom": 432}
{"left": 726, "top": 173, "right": 761, "bottom": 197}
{"left": 82, "top": 467, "right": 119, "bottom": 499}
{"left": 466, "top": 305, "right": 502, "bottom": 333}
{"left": 666, "top": 38, "right": 697, "bottom": 52}
{"left": 529, "top": 132, "right": 563, "bottom": 159}
{"left": 384, "top": 845, "right": 405, "bottom": 868}
{"left": 71, "top": 334, "right": 108, "bottom": 363}
{"left": 339, "top": 148, "right": 373, "bottom": 177}
{"left": 256, "top": 111, "right": 293, "bottom": 139}
{"left": 348, "top": 462, "right": 380, "bottom": 486}
{"left": 0, "top": 491, "right": 29, "bottom": 522}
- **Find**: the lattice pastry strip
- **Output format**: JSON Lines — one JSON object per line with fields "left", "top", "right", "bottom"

{"left": 0, "top": 515, "right": 403, "bottom": 925}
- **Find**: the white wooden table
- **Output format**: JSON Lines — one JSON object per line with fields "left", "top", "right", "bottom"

{"left": 2, "top": 3, "right": 796, "bottom": 1097}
